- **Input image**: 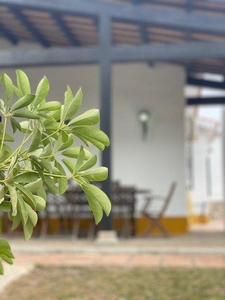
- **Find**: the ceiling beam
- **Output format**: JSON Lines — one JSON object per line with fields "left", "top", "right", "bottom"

{"left": 1, "top": 0, "right": 225, "bottom": 35}
{"left": 0, "top": 46, "right": 100, "bottom": 67}
{"left": 9, "top": 7, "right": 50, "bottom": 47}
{"left": 52, "top": 14, "right": 80, "bottom": 46}
{"left": 187, "top": 76, "right": 225, "bottom": 90}
{"left": 0, "top": 41, "right": 225, "bottom": 68}
{"left": 187, "top": 97, "right": 225, "bottom": 105}
{"left": 111, "top": 41, "right": 225, "bottom": 63}
{"left": 0, "top": 23, "right": 18, "bottom": 45}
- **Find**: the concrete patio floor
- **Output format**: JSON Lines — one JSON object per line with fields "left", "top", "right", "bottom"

{"left": 3, "top": 231, "right": 225, "bottom": 255}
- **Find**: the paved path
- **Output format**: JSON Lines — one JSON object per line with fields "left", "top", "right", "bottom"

{"left": 13, "top": 251, "right": 225, "bottom": 268}
{"left": 1, "top": 233, "right": 225, "bottom": 293}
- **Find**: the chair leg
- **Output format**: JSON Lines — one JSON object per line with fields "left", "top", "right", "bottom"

{"left": 71, "top": 218, "right": 80, "bottom": 240}
{"left": 141, "top": 218, "right": 169, "bottom": 237}
{"left": 120, "top": 217, "right": 132, "bottom": 238}
{"left": 87, "top": 218, "right": 95, "bottom": 239}
{"left": 39, "top": 218, "right": 49, "bottom": 239}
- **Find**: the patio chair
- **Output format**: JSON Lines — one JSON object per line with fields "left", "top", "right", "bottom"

{"left": 39, "top": 183, "right": 96, "bottom": 239}
{"left": 141, "top": 181, "right": 177, "bottom": 237}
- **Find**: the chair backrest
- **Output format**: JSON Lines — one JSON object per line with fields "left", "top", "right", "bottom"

{"left": 159, "top": 181, "right": 177, "bottom": 217}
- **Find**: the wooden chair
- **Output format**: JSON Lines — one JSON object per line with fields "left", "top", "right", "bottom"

{"left": 141, "top": 181, "right": 177, "bottom": 237}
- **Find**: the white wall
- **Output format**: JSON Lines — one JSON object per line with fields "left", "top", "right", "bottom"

{"left": 0, "top": 63, "right": 187, "bottom": 217}
{"left": 210, "top": 137, "right": 223, "bottom": 200}
{"left": 112, "top": 63, "right": 186, "bottom": 216}
{"left": 187, "top": 105, "right": 224, "bottom": 214}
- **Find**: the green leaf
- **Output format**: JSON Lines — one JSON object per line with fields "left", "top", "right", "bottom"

{"left": 11, "top": 213, "right": 21, "bottom": 230}
{"left": 10, "top": 94, "right": 35, "bottom": 111}
{"left": 7, "top": 185, "right": 17, "bottom": 216}
{"left": 13, "top": 110, "right": 39, "bottom": 119}
{"left": 77, "top": 155, "right": 97, "bottom": 172}
{"left": 62, "top": 87, "right": 82, "bottom": 121}
{"left": 14, "top": 183, "right": 36, "bottom": 210}
{"left": 38, "top": 101, "right": 61, "bottom": 111}
{"left": 31, "top": 160, "right": 45, "bottom": 180}
{"left": 2, "top": 144, "right": 13, "bottom": 154}
{"left": 0, "top": 73, "right": 14, "bottom": 105}
{"left": 14, "top": 172, "right": 39, "bottom": 183}
{"left": 0, "top": 239, "right": 14, "bottom": 274}
{"left": 61, "top": 131, "right": 69, "bottom": 143}
{"left": 68, "top": 109, "right": 99, "bottom": 126}
{"left": 38, "top": 159, "right": 52, "bottom": 173}
{"left": 25, "top": 203, "right": 38, "bottom": 227}
{"left": 10, "top": 117, "right": 21, "bottom": 133}
{"left": 14, "top": 86, "right": 23, "bottom": 98}
{"left": 82, "top": 167, "right": 108, "bottom": 181}
{"left": 16, "top": 70, "right": 31, "bottom": 96}
{"left": 81, "top": 183, "right": 111, "bottom": 224}
{"left": 0, "top": 99, "right": 5, "bottom": 111}
{"left": 37, "top": 186, "right": 46, "bottom": 202}
{"left": 19, "top": 121, "right": 32, "bottom": 133}
{"left": 62, "top": 159, "right": 75, "bottom": 173}
{"left": 39, "top": 113, "right": 57, "bottom": 124}
{"left": 44, "top": 121, "right": 59, "bottom": 132}
{"left": 28, "top": 128, "right": 42, "bottom": 152}
{"left": 24, "top": 178, "right": 43, "bottom": 194}
{"left": 44, "top": 176, "right": 58, "bottom": 194}
{"left": 40, "top": 143, "right": 52, "bottom": 158}
{"left": 0, "top": 187, "right": 5, "bottom": 203}
{"left": 55, "top": 134, "right": 74, "bottom": 152}
{"left": 0, "top": 261, "right": 3, "bottom": 275}
{"left": 34, "top": 76, "right": 50, "bottom": 105}
{"left": 23, "top": 218, "right": 34, "bottom": 241}
{"left": 74, "top": 146, "right": 85, "bottom": 173}
{"left": 61, "top": 147, "right": 91, "bottom": 159}
{"left": 49, "top": 110, "right": 60, "bottom": 122}
{"left": 34, "top": 195, "right": 46, "bottom": 211}
{"left": 0, "top": 150, "right": 12, "bottom": 164}
{"left": 0, "top": 241, "right": 14, "bottom": 257}
{"left": 0, "top": 201, "right": 11, "bottom": 213}
{"left": 29, "top": 148, "right": 43, "bottom": 158}
{"left": 17, "top": 194, "right": 29, "bottom": 224}
{"left": 0, "top": 254, "right": 13, "bottom": 265}
{"left": 54, "top": 161, "right": 68, "bottom": 194}
{"left": 72, "top": 126, "right": 110, "bottom": 151}
{"left": 0, "top": 132, "right": 14, "bottom": 142}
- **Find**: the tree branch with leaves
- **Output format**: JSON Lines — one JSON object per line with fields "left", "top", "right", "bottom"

{"left": 0, "top": 70, "right": 111, "bottom": 274}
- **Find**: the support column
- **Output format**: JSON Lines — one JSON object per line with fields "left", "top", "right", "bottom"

{"left": 99, "top": 14, "right": 112, "bottom": 231}
{"left": 222, "top": 108, "right": 225, "bottom": 232}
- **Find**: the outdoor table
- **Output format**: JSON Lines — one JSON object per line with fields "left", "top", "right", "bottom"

{"left": 42, "top": 182, "right": 150, "bottom": 237}
{"left": 65, "top": 183, "right": 150, "bottom": 237}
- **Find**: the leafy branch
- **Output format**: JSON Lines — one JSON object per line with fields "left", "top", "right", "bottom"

{"left": 0, "top": 70, "right": 111, "bottom": 274}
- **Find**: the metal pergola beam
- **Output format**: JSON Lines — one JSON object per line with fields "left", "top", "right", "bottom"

{"left": 9, "top": 7, "right": 51, "bottom": 47}
{"left": 187, "top": 76, "right": 225, "bottom": 90}
{"left": 0, "top": 41, "right": 225, "bottom": 68}
{"left": 0, "top": 24, "right": 18, "bottom": 45}
{"left": 0, "top": 47, "right": 100, "bottom": 67}
{"left": 111, "top": 41, "right": 225, "bottom": 63}
{"left": 187, "top": 97, "right": 225, "bottom": 105}
{"left": 99, "top": 14, "right": 112, "bottom": 231}
{"left": 1, "top": 0, "right": 225, "bottom": 35}
{"left": 52, "top": 13, "right": 80, "bottom": 46}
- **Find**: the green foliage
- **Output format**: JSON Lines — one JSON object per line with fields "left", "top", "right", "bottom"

{"left": 0, "top": 239, "right": 14, "bottom": 275}
{"left": 0, "top": 70, "right": 111, "bottom": 274}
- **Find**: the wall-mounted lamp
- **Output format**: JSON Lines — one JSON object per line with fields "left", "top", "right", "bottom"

{"left": 138, "top": 109, "right": 151, "bottom": 140}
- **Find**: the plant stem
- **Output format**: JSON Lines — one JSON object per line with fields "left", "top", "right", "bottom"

{"left": 0, "top": 116, "right": 8, "bottom": 154}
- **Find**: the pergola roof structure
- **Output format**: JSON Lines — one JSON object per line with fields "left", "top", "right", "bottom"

{"left": 0, "top": 0, "right": 225, "bottom": 76}
{"left": 0, "top": 0, "right": 225, "bottom": 229}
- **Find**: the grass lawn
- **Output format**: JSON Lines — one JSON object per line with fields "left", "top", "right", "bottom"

{"left": 0, "top": 266, "right": 225, "bottom": 300}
